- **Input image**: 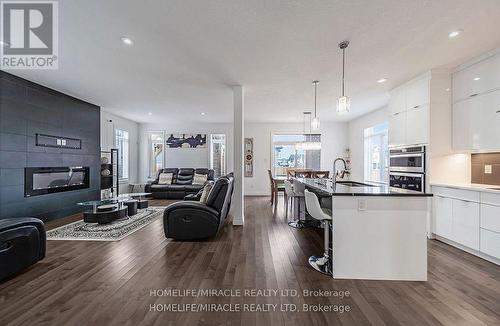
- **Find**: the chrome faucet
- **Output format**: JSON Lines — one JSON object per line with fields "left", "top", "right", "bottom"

{"left": 333, "top": 158, "right": 347, "bottom": 188}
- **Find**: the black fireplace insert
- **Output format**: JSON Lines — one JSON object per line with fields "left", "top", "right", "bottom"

{"left": 25, "top": 167, "right": 90, "bottom": 197}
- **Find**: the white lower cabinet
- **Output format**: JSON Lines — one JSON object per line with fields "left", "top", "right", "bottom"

{"left": 451, "top": 199, "right": 480, "bottom": 250}
{"left": 479, "top": 203, "right": 500, "bottom": 259}
{"left": 432, "top": 186, "right": 500, "bottom": 262}
{"left": 480, "top": 229, "right": 500, "bottom": 259}
{"left": 433, "top": 195, "right": 453, "bottom": 239}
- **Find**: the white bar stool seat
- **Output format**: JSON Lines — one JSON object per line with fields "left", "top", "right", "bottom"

{"left": 304, "top": 189, "right": 333, "bottom": 276}
{"left": 284, "top": 180, "right": 306, "bottom": 229}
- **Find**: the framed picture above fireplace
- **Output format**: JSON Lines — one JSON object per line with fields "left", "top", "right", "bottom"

{"left": 25, "top": 167, "right": 90, "bottom": 197}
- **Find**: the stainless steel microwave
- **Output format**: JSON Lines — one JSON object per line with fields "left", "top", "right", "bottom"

{"left": 389, "top": 146, "right": 425, "bottom": 173}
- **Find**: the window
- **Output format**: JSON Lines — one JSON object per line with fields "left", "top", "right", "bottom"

{"left": 364, "top": 122, "right": 389, "bottom": 183}
{"left": 210, "top": 134, "right": 226, "bottom": 178}
{"left": 147, "top": 132, "right": 164, "bottom": 179}
{"left": 115, "top": 129, "right": 129, "bottom": 180}
{"left": 271, "top": 134, "right": 321, "bottom": 177}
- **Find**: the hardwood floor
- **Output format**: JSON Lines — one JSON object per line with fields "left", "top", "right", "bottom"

{"left": 1, "top": 196, "right": 499, "bottom": 326}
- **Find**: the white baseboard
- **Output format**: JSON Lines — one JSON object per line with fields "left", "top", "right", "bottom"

{"left": 433, "top": 234, "right": 500, "bottom": 265}
{"left": 232, "top": 216, "right": 244, "bottom": 225}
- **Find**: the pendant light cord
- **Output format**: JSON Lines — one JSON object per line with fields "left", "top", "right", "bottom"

{"left": 313, "top": 81, "right": 318, "bottom": 118}
{"left": 341, "top": 47, "right": 345, "bottom": 97}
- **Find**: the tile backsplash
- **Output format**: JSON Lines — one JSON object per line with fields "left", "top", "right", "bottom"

{"left": 471, "top": 153, "right": 500, "bottom": 186}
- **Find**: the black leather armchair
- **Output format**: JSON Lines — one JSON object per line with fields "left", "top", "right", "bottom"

{"left": 163, "top": 173, "right": 234, "bottom": 240}
{"left": 0, "top": 217, "right": 46, "bottom": 282}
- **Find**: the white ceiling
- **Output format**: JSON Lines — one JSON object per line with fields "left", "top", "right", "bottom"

{"left": 6, "top": 0, "right": 500, "bottom": 124}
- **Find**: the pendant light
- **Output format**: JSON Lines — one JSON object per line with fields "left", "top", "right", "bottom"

{"left": 311, "top": 80, "right": 320, "bottom": 131}
{"left": 337, "top": 40, "right": 350, "bottom": 114}
{"left": 296, "top": 111, "right": 321, "bottom": 151}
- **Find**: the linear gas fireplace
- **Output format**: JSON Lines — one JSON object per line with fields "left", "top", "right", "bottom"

{"left": 25, "top": 167, "right": 90, "bottom": 197}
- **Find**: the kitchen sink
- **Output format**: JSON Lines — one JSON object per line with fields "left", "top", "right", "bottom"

{"left": 336, "top": 181, "right": 374, "bottom": 187}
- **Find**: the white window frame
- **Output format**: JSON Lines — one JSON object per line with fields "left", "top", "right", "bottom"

{"left": 270, "top": 132, "right": 321, "bottom": 177}
{"left": 209, "top": 134, "right": 227, "bottom": 177}
{"left": 363, "top": 123, "right": 389, "bottom": 184}
{"left": 115, "top": 128, "right": 130, "bottom": 181}
{"left": 146, "top": 131, "right": 166, "bottom": 179}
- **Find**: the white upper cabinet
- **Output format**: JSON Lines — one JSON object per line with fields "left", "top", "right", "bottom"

{"left": 406, "top": 105, "right": 430, "bottom": 146}
{"left": 406, "top": 78, "right": 430, "bottom": 110}
{"left": 388, "top": 87, "right": 406, "bottom": 114}
{"left": 452, "top": 98, "right": 473, "bottom": 150}
{"left": 389, "top": 111, "right": 406, "bottom": 147}
{"left": 452, "top": 51, "right": 500, "bottom": 151}
{"left": 388, "top": 74, "right": 433, "bottom": 147}
{"left": 453, "top": 54, "right": 500, "bottom": 102}
{"left": 453, "top": 88, "right": 500, "bottom": 151}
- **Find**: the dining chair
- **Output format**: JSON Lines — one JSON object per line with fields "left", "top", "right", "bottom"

{"left": 312, "top": 171, "right": 330, "bottom": 179}
{"left": 295, "top": 171, "right": 312, "bottom": 178}
{"left": 267, "top": 170, "right": 285, "bottom": 206}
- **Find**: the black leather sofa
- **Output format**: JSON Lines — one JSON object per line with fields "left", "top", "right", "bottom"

{"left": 145, "top": 168, "right": 214, "bottom": 199}
{"left": 163, "top": 173, "right": 234, "bottom": 240}
{"left": 0, "top": 218, "right": 46, "bottom": 282}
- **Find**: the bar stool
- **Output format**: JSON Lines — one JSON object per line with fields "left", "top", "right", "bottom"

{"left": 304, "top": 189, "right": 333, "bottom": 276}
{"left": 284, "top": 180, "right": 306, "bottom": 229}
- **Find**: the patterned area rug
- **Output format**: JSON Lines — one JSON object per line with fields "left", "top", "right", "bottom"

{"left": 47, "top": 207, "right": 165, "bottom": 241}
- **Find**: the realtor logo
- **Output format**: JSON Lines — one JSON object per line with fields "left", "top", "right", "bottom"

{"left": 1, "top": 1, "right": 58, "bottom": 69}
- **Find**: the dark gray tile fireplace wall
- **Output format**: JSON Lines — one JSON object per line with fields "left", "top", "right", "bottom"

{"left": 0, "top": 71, "right": 100, "bottom": 221}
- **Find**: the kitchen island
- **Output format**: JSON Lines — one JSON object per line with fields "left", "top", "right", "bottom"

{"left": 293, "top": 178, "right": 433, "bottom": 281}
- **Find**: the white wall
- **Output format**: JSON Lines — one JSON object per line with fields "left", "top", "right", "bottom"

{"left": 244, "top": 122, "right": 348, "bottom": 196}
{"left": 100, "top": 110, "right": 140, "bottom": 192}
{"left": 138, "top": 122, "right": 234, "bottom": 182}
{"left": 347, "top": 107, "right": 389, "bottom": 181}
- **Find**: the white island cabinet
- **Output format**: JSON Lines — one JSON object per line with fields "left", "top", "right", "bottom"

{"left": 293, "top": 178, "right": 430, "bottom": 281}
{"left": 431, "top": 184, "right": 500, "bottom": 265}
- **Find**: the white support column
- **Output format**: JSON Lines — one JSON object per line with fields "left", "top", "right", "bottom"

{"left": 232, "top": 85, "right": 244, "bottom": 225}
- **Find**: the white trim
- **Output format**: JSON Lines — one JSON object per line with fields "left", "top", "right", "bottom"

{"left": 433, "top": 234, "right": 500, "bottom": 266}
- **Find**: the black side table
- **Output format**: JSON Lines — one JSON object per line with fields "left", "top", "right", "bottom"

{"left": 124, "top": 200, "right": 138, "bottom": 216}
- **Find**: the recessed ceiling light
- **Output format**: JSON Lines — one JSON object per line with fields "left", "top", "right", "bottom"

{"left": 377, "top": 78, "right": 387, "bottom": 83}
{"left": 473, "top": 77, "right": 480, "bottom": 81}
{"left": 445, "top": 88, "right": 451, "bottom": 92}
{"left": 200, "top": 112, "right": 206, "bottom": 116}
{"left": 448, "top": 29, "right": 463, "bottom": 38}
{"left": 147, "top": 112, "right": 152, "bottom": 116}
{"left": 120, "top": 37, "right": 134, "bottom": 46}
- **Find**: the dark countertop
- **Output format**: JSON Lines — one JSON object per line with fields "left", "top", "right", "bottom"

{"left": 294, "top": 178, "right": 433, "bottom": 197}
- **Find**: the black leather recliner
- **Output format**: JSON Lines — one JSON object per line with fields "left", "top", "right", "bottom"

{"left": 163, "top": 173, "right": 234, "bottom": 240}
{"left": 0, "top": 218, "right": 46, "bottom": 282}
{"left": 145, "top": 168, "right": 215, "bottom": 199}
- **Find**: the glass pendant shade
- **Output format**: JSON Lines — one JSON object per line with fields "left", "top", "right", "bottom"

{"left": 337, "top": 95, "right": 350, "bottom": 114}
{"left": 311, "top": 117, "right": 320, "bottom": 131}
{"left": 295, "top": 141, "right": 321, "bottom": 151}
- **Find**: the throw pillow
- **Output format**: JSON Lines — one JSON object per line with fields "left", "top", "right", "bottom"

{"left": 200, "top": 181, "right": 214, "bottom": 203}
{"left": 158, "top": 172, "right": 173, "bottom": 185}
{"left": 193, "top": 173, "right": 208, "bottom": 185}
